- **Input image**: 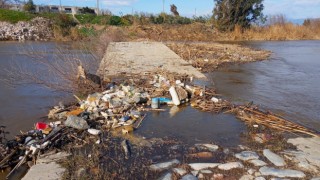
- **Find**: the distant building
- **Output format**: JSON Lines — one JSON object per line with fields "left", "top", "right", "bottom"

{"left": 8, "top": 4, "right": 99, "bottom": 15}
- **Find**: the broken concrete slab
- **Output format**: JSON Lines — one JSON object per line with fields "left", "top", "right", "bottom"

{"left": 188, "top": 163, "right": 220, "bottom": 171}
{"left": 235, "top": 151, "right": 260, "bottom": 161}
{"left": 286, "top": 137, "right": 320, "bottom": 173}
{"left": 259, "top": 166, "right": 306, "bottom": 178}
{"left": 22, "top": 152, "right": 70, "bottom": 180}
{"left": 249, "top": 159, "right": 267, "bottom": 167}
{"left": 218, "top": 162, "right": 244, "bottom": 170}
{"left": 263, "top": 149, "right": 286, "bottom": 167}
{"left": 22, "top": 162, "right": 65, "bottom": 180}
{"left": 149, "top": 159, "right": 180, "bottom": 171}
{"left": 98, "top": 42, "right": 206, "bottom": 79}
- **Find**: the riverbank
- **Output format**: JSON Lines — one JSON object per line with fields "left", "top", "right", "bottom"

{"left": 1, "top": 41, "right": 319, "bottom": 179}
{"left": 12, "top": 70, "right": 320, "bottom": 179}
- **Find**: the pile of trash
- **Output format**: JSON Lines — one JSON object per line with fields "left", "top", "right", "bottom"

{"left": 0, "top": 17, "right": 53, "bottom": 41}
{"left": 0, "top": 72, "right": 226, "bottom": 178}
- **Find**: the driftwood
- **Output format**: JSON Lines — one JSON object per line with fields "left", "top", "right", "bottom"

{"left": 234, "top": 106, "right": 320, "bottom": 137}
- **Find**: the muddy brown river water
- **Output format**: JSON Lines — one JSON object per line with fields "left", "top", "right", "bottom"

{"left": 0, "top": 41, "right": 319, "bottom": 151}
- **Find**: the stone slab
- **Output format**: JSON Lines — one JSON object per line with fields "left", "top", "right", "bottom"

{"left": 98, "top": 42, "right": 206, "bottom": 79}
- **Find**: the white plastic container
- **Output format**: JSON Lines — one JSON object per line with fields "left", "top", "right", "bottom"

{"left": 169, "top": 86, "right": 181, "bottom": 106}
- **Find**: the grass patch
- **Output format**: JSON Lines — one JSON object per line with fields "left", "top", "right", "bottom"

{"left": 75, "top": 14, "right": 111, "bottom": 25}
{"left": 0, "top": 9, "right": 35, "bottom": 23}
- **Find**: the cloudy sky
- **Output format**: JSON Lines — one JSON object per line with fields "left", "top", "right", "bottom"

{"left": 33, "top": 0, "right": 320, "bottom": 19}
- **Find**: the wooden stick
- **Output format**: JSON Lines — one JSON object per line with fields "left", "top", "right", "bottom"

{"left": 0, "top": 149, "right": 17, "bottom": 168}
{"left": 135, "top": 114, "right": 147, "bottom": 129}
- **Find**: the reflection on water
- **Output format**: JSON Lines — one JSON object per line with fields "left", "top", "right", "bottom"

{"left": 137, "top": 106, "right": 246, "bottom": 147}
{"left": 211, "top": 41, "right": 320, "bottom": 131}
{"left": 0, "top": 41, "right": 91, "bottom": 139}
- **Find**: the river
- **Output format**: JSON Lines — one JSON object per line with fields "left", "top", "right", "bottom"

{"left": 0, "top": 40, "right": 319, "bottom": 149}
{"left": 211, "top": 41, "right": 320, "bottom": 131}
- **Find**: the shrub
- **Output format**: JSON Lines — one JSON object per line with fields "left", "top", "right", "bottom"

{"left": 79, "top": 7, "right": 96, "bottom": 14}
{"left": 55, "top": 14, "right": 77, "bottom": 28}
{"left": 75, "top": 14, "right": 96, "bottom": 24}
{"left": 108, "top": 16, "right": 122, "bottom": 26}
{"left": 78, "top": 26, "right": 97, "bottom": 37}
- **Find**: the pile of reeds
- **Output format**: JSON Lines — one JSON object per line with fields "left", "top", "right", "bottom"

{"left": 191, "top": 99, "right": 232, "bottom": 113}
{"left": 232, "top": 106, "right": 320, "bottom": 137}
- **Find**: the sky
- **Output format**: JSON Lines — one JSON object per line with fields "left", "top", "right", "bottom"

{"left": 33, "top": 0, "right": 320, "bottom": 20}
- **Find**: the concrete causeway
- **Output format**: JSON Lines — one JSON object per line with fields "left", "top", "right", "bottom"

{"left": 98, "top": 41, "right": 206, "bottom": 79}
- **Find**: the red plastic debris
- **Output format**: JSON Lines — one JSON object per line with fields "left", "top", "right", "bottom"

{"left": 36, "top": 122, "right": 48, "bottom": 130}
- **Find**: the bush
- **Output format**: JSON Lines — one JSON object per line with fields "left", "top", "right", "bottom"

{"left": 55, "top": 14, "right": 77, "bottom": 28}
{"left": 79, "top": 7, "right": 96, "bottom": 14}
{"left": 121, "top": 15, "right": 134, "bottom": 26}
{"left": 75, "top": 14, "right": 96, "bottom": 24}
{"left": 78, "top": 26, "right": 97, "bottom": 37}
{"left": 150, "top": 15, "right": 165, "bottom": 24}
{"left": 54, "top": 14, "right": 77, "bottom": 37}
{"left": 0, "top": 9, "right": 35, "bottom": 23}
{"left": 192, "top": 15, "right": 211, "bottom": 23}
{"left": 108, "top": 16, "right": 122, "bottom": 26}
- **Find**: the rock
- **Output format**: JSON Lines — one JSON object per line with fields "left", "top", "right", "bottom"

{"left": 286, "top": 137, "right": 320, "bottom": 173}
{"left": 247, "top": 168, "right": 256, "bottom": 175}
{"left": 218, "top": 162, "right": 244, "bottom": 170}
{"left": 239, "top": 175, "right": 254, "bottom": 180}
{"left": 195, "top": 144, "right": 219, "bottom": 152}
{"left": 149, "top": 159, "right": 180, "bottom": 171}
{"left": 187, "top": 152, "right": 213, "bottom": 158}
{"left": 159, "top": 172, "right": 172, "bottom": 180}
{"left": 249, "top": 159, "right": 267, "bottom": 167}
{"left": 87, "top": 129, "right": 101, "bottom": 135}
{"left": 188, "top": 163, "right": 220, "bottom": 171}
{"left": 311, "top": 177, "right": 320, "bottom": 180}
{"left": 254, "top": 172, "right": 262, "bottom": 177}
{"left": 200, "top": 170, "right": 212, "bottom": 174}
{"left": 211, "top": 97, "right": 219, "bottom": 103}
{"left": 263, "top": 149, "right": 286, "bottom": 167}
{"left": 64, "top": 115, "right": 89, "bottom": 130}
{"left": 235, "top": 151, "right": 259, "bottom": 161}
{"left": 213, "top": 174, "right": 224, "bottom": 179}
{"left": 259, "top": 167, "right": 306, "bottom": 178}
{"left": 254, "top": 177, "right": 266, "bottom": 180}
{"left": 198, "top": 173, "right": 204, "bottom": 179}
{"left": 173, "top": 168, "right": 187, "bottom": 176}
{"left": 0, "top": 17, "right": 53, "bottom": 41}
{"left": 181, "top": 174, "right": 198, "bottom": 180}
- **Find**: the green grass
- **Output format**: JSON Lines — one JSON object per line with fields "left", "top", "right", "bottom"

{"left": 75, "top": 14, "right": 111, "bottom": 25}
{"left": 0, "top": 9, "right": 35, "bottom": 23}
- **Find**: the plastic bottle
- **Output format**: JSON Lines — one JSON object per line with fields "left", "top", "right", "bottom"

{"left": 169, "top": 86, "right": 181, "bottom": 106}
{"left": 151, "top": 98, "right": 160, "bottom": 109}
